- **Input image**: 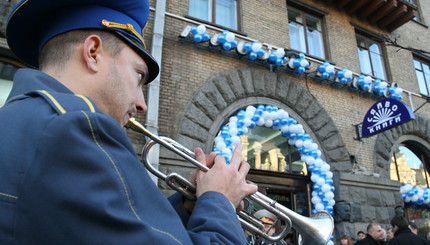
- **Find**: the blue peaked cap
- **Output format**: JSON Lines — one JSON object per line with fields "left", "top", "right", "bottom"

{"left": 6, "top": 0, "right": 159, "bottom": 83}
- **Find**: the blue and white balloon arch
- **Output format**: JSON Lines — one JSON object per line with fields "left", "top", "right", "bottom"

{"left": 213, "top": 104, "right": 335, "bottom": 215}
{"left": 400, "top": 184, "right": 430, "bottom": 207}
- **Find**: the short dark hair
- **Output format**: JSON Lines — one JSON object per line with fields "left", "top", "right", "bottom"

{"left": 390, "top": 216, "right": 409, "bottom": 229}
{"left": 357, "top": 231, "right": 365, "bottom": 235}
{"left": 39, "top": 30, "right": 124, "bottom": 71}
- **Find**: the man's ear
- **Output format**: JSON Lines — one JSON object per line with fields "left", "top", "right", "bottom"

{"left": 82, "top": 35, "right": 103, "bottom": 73}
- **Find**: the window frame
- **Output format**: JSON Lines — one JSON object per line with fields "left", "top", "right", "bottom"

{"left": 413, "top": 56, "right": 430, "bottom": 96}
{"left": 287, "top": 5, "right": 327, "bottom": 60}
{"left": 187, "top": 0, "right": 242, "bottom": 31}
{"left": 355, "top": 32, "right": 388, "bottom": 80}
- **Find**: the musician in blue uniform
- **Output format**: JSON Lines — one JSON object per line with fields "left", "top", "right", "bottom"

{"left": 0, "top": 0, "right": 258, "bottom": 244}
{"left": 254, "top": 210, "right": 287, "bottom": 245}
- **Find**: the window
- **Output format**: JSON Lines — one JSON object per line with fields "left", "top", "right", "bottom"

{"left": 241, "top": 126, "right": 308, "bottom": 175}
{"left": 0, "top": 61, "right": 20, "bottom": 107}
{"left": 288, "top": 7, "right": 326, "bottom": 59}
{"left": 188, "top": 0, "right": 238, "bottom": 30}
{"left": 390, "top": 145, "right": 430, "bottom": 188}
{"left": 413, "top": 58, "right": 430, "bottom": 96}
{"left": 406, "top": 0, "right": 422, "bottom": 22}
{"left": 356, "top": 34, "right": 387, "bottom": 80}
{"left": 390, "top": 142, "right": 430, "bottom": 241}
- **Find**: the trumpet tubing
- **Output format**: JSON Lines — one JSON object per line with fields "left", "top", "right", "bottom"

{"left": 126, "top": 118, "right": 334, "bottom": 244}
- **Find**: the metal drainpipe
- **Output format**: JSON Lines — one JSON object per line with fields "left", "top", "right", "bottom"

{"left": 145, "top": 1, "right": 166, "bottom": 184}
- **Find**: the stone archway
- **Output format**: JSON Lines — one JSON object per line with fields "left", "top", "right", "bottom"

{"left": 177, "top": 67, "right": 351, "bottom": 171}
{"left": 375, "top": 115, "right": 430, "bottom": 177}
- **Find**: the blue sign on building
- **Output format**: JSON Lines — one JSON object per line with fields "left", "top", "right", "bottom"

{"left": 361, "top": 98, "right": 415, "bottom": 138}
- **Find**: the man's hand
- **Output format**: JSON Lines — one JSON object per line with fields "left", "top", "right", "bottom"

{"left": 194, "top": 144, "right": 258, "bottom": 207}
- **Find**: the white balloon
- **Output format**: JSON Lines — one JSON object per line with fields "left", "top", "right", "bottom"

{"left": 295, "top": 140, "right": 304, "bottom": 148}
{"left": 344, "top": 70, "right": 353, "bottom": 78}
{"left": 269, "top": 111, "right": 278, "bottom": 120}
{"left": 306, "top": 156, "right": 315, "bottom": 165}
{"left": 395, "top": 87, "right": 403, "bottom": 94}
{"left": 288, "top": 139, "right": 296, "bottom": 145}
{"left": 296, "top": 124, "right": 304, "bottom": 132}
{"left": 329, "top": 199, "right": 336, "bottom": 206}
{"left": 256, "top": 118, "right": 265, "bottom": 126}
{"left": 300, "top": 59, "right": 309, "bottom": 67}
{"left": 243, "top": 127, "right": 248, "bottom": 134}
{"left": 222, "top": 147, "right": 232, "bottom": 155}
{"left": 322, "top": 184, "right": 331, "bottom": 192}
{"left": 311, "top": 196, "right": 321, "bottom": 204}
{"left": 310, "top": 143, "right": 319, "bottom": 150}
{"left": 216, "top": 141, "right": 226, "bottom": 150}
{"left": 245, "top": 110, "right": 254, "bottom": 119}
{"left": 301, "top": 155, "right": 308, "bottom": 162}
{"left": 281, "top": 125, "right": 289, "bottom": 133}
{"left": 231, "top": 135, "right": 240, "bottom": 145}
{"left": 411, "top": 195, "right": 419, "bottom": 202}
{"left": 310, "top": 174, "right": 320, "bottom": 182}
{"left": 325, "top": 191, "right": 334, "bottom": 199}
{"left": 316, "top": 150, "right": 322, "bottom": 156}
{"left": 315, "top": 203, "right": 324, "bottom": 211}
{"left": 326, "top": 65, "right": 335, "bottom": 73}
{"left": 380, "top": 81, "right": 388, "bottom": 89}
{"left": 326, "top": 171, "right": 333, "bottom": 179}
{"left": 275, "top": 48, "right": 285, "bottom": 58}
{"left": 247, "top": 105, "right": 256, "bottom": 111}
{"left": 264, "top": 119, "right": 273, "bottom": 128}
{"left": 321, "top": 164, "right": 330, "bottom": 172}
{"left": 278, "top": 109, "right": 289, "bottom": 118}
{"left": 288, "top": 58, "right": 296, "bottom": 68}
{"left": 197, "top": 24, "right": 206, "bottom": 34}
{"left": 244, "top": 118, "right": 252, "bottom": 127}
{"left": 251, "top": 42, "right": 262, "bottom": 52}
{"left": 314, "top": 159, "right": 323, "bottom": 167}
{"left": 229, "top": 127, "right": 238, "bottom": 136}
{"left": 364, "top": 76, "right": 372, "bottom": 84}
{"left": 225, "top": 32, "right": 235, "bottom": 42}
{"left": 229, "top": 116, "right": 238, "bottom": 123}
{"left": 215, "top": 136, "right": 223, "bottom": 143}
{"left": 317, "top": 178, "right": 325, "bottom": 186}
{"left": 303, "top": 140, "right": 313, "bottom": 149}
{"left": 262, "top": 111, "right": 270, "bottom": 120}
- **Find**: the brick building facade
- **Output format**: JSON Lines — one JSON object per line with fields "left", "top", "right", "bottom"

{"left": 1, "top": 0, "right": 430, "bottom": 243}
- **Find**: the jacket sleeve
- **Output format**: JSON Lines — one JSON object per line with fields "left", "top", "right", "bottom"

{"left": 14, "top": 110, "right": 247, "bottom": 244}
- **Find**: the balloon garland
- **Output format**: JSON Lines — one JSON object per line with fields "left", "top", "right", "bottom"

{"left": 213, "top": 105, "right": 335, "bottom": 215}
{"left": 400, "top": 184, "right": 430, "bottom": 206}
{"left": 188, "top": 24, "right": 405, "bottom": 101}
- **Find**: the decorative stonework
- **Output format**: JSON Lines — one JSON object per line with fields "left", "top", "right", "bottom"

{"left": 177, "top": 67, "right": 351, "bottom": 171}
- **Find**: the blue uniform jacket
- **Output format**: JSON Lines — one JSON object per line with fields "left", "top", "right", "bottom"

{"left": 0, "top": 68, "right": 247, "bottom": 244}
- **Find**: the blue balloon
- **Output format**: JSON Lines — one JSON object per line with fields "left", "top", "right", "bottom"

{"left": 313, "top": 183, "right": 321, "bottom": 191}
{"left": 340, "top": 77, "right": 348, "bottom": 84}
{"left": 249, "top": 52, "right": 258, "bottom": 60}
{"left": 298, "top": 67, "right": 306, "bottom": 74}
{"left": 193, "top": 34, "right": 203, "bottom": 42}
{"left": 218, "top": 34, "right": 226, "bottom": 43}
{"left": 268, "top": 53, "right": 277, "bottom": 63}
{"left": 244, "top": 42, "right": 252, "bottom": 52}
{"left": 257, "top": 49, "right": 265, "bottom": 57}
{"left": 276, "top": 58, "right": 284, "bottom": 66}
{"left": 190, "top": 26, "right": 198, "bottom": 34}
{"left": 202, "top": 33, "right": 210, "bottom": 42}
{"left": 325, "top": 179, "right": 333, "bottom": 185}
{"left": 222, "top": 42, "right": 232, "bottom": 50}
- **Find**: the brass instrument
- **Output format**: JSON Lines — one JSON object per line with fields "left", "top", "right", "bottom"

{"left": 126, "top": 118, "right": 334, "bottom": 244}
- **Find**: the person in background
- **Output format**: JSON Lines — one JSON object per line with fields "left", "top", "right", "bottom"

{"left": 284, "top": 234, "right": 295, "bottom": 245}
{"left": 386, "top": 228, "right": 394, "bottom": 241}
{"left": 253, "top": 210, "right": 286, "bottom": 245}
{"left": 388, "top": 216, "right": 429, "bottom": 245}
{"left": 357, "top": 231, "right": 367, "bottom": 241}
{"left": 339, "top": 234, "right": 353, "bottom": 245}
{"left": 409, "top": 222, "right": 419, "bottom": 235}
{"left": 355, "top": 223, "right": 386, "bottom": 245}
{"left": 0, "top": 0, "right": 258, "bottom": 244}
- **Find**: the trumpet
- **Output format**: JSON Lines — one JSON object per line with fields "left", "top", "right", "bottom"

{"left": 126, "top": 118, "right": 334, "bottom": 244}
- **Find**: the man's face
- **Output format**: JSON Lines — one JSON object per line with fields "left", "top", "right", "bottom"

{"left": 369, "top": 225, "right": 385, "bottom": 241}
{"left": 98, "top": 44, "right": 149, "bottom": 126}
{"left": 357, "top": 233, "right": 366, "bottom": 240}
{"left": 263, "top": 223, "right": 275, "bottom": 236}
